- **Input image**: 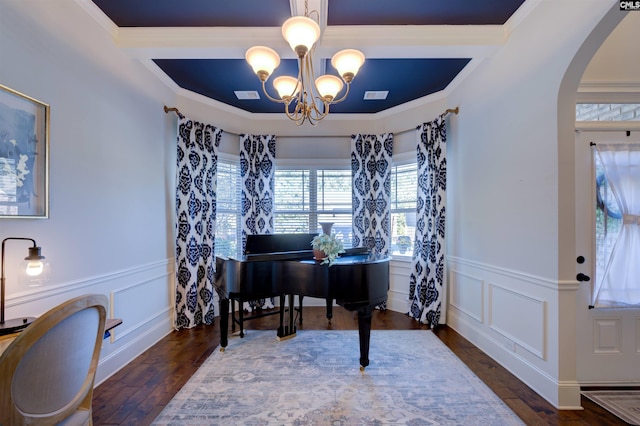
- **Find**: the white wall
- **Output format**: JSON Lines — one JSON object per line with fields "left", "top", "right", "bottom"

{"left": 581, "top": 12, "right": 640, "bottom": 86}
{"left": 445, "top": 0, "right": 620, "bottom": 409}
{"left": 0, "top": 1, "right": 177, "bottom": 384}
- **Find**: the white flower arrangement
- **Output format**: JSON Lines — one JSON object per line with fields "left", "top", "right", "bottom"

{"left": 311, "top": 233, "right": 345, "bottom": 266}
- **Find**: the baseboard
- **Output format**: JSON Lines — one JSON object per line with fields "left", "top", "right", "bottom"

{"left": 95, "top": 312, "right": 174, "bottom": 385}
{"left": 448, "top": 309, "right": 582, "bottom": 409}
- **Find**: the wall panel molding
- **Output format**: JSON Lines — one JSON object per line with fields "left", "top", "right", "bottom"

{"left": 4, "top": 259, "right": 176, "bottom": 386}
{"left": 449, "top": 269, "right": 484, "bottom": 323}
{"left": 447, "top": 255, "right": 571, "bottom": 290}
{"left": 489, "top": 283, "right": 546, "bottom": 359}
{"left": 446, "top": 255, "right": 578, "bottom": 409}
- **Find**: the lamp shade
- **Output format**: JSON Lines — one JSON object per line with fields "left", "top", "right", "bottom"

{"left": 315, "top": 75, "right": 343, "bottom": 100}
{"left": 331, "top": 49, "right": 365, "bottom": 82}
{"left": 281, "top": 16, "right": 320, "bottom": 56}
{"left": 245, "top": 46, "right": 281, "bottom": 80}
{"left": 21, "top": 245, "right": 49, "bottom": 286}
{"left": 273, "top": 76, "right": 300, "bottom": 99}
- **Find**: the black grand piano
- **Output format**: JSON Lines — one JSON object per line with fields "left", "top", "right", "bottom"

{"left": 214, "top": 233, "right": 390, "bottom": 370}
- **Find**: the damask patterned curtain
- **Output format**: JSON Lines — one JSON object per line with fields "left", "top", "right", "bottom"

{"left": 409, "top": 116, "right": 447, "bottom": 328}
{"left": 240, "top": 134, "right": 276, "bottom": 251}
{"left": 175, "top": 117, "right": 221, "bottom": 330}
{"left": 240, "top": 134, "right": 276, "bottom": 309}
{"left": 351, "top": 133, "right": 393, "bottom": 254}
{"left": 352, "top": 133, "right": 393, "bottom": 310}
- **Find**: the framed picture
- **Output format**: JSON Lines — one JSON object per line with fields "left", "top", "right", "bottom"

{"left": 0, "top": 84, "right": 49, "bottom": 218}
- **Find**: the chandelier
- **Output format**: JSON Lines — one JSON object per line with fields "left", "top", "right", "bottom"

{"left": 245, "top": 1, "right": 365, "bottom": 126}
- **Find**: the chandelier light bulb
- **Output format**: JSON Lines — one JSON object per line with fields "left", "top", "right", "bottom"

{"left": 281, "top": 16, "right": 321, "bottom": 57}
{"left": 245, "top": 46, "right": 281, "bottom": 81}
{"left": 331, "top": 49, "right": 365, "bottom": 83}
{"left": 315, "top": 75, "right": 343, "bottom": 100}
{"left": 273, "top": 76, "right": 300, "bottom": 100}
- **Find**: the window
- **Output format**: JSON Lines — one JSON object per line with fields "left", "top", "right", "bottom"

{"left": 594, "top": 152, "right": 622, "bottom": 290}
{"left": 274, "top": 168, "right": 353, "bottom": 248}
{"left": 213, "top": 159, "right": 418, "bottom": 258}
{"left": 576, "top": 104, "right": 640, "bottom": 121}
{"left": 390, "top": 163, "right": 417, "bottom": 257}
{"left": 214, "top": 158, "right": 242, "bottom": 258}
{"left": 591, "top": 144, "right": 640, "bottom": 307}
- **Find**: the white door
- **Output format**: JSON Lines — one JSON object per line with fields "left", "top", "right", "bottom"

{"left": 575, "top": 130, "right": 640, "bottom": 385}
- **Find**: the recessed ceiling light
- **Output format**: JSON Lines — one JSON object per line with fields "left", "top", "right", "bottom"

{"left": 235, "top": 91, "right": 260, "bottom": 100}
{"left": 363, "top": 91, "right": 389, "bottom": 100}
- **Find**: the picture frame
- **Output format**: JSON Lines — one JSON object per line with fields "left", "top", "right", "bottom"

{"left": 0, "top": 84, "right": 49, "bottom": 218}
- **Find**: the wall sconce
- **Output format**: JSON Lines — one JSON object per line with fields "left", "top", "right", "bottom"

{"left": 0, "top": 237, "right": 49, "bottom": 335}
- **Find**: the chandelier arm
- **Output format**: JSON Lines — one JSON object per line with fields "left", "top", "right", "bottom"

{"left": 309, "top": 98, "right": 329, "bottom": 123}
{"left": 260, "top": 79, "right": 287, "bottom": 103}
{"left": 304, "top": 49, "right": 329, "bottom": 120}
{"left": 294, "top": 54, "right": 305, "bottom": 101}
{"left": 327, "top": 81, "right": 351, "bottom": 105}
{"left": 283, "top": 98, "right": 306, "bottom": 126}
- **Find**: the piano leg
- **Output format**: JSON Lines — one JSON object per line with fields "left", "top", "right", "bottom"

{"left": 288, "top": 294, "right": 295, "bottom": 335}
{"left": 357, "top": 305, "right": 374, "bottom": 371}
{"left": 325, "top": 298, "right": 333, "bottom": 323}
{"left": 230, "top": 299, "right": 236, "bottom": 333}
{"left": 297, "top": 295, "right": 304, "bottom": 325}
{"left": 237, "top": 297, "right": 245, "bottom": 338}
{"left": 277, "top": 294, "right": 286, "bottom": 338}
{"left": 219, "top": 297, "right": 229, "bottom": 351}
{"left": 277, "top": 294, "right": 297, "bottom": 341}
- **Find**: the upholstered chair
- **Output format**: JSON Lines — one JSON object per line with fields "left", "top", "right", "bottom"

{"left": 0, "top": 294, "right": 107, "bottom": 425}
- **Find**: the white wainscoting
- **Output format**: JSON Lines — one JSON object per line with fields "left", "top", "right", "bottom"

{"left": 449, "top": 270, "right": 484, "bottom": 323}
{"left": 388, "top": 259, "right": 412, "bottom": 313}
{"left": 96, "top": 259, "right": 175, "bottom": 384}
{"left": 489, "top": 284, "right": 546, "bottom": 359}
{"left": 2, "top": 259, "right": 176, "bottom": 386}
{"left": 446, "top": 256, "right": 581, "bottom": 409}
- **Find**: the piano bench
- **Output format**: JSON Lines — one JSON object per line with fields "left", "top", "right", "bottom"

{"left": 229, "top": 296, "right": 282, "bottom": 338}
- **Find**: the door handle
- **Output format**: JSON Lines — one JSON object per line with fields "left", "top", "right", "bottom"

{"left": 576, "top": 273, "right": 591, "bottom": 282}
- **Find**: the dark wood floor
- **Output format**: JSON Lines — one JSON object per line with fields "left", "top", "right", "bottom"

{"left": 92, "top": 307, "right": 627, "bottom": 425}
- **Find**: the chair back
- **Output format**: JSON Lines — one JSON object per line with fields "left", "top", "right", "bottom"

{"left": 0, "top": 294, "right": 107, "bottom": 426}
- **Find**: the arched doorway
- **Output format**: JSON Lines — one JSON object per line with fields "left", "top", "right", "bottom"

{"left": 559, "top": 3, "right": 636, "bottom": 389}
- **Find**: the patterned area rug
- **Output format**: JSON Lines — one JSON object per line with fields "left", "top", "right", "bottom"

{"left": 152, "top": 330, "right": 523, "bottom": 425}
{"left": 582, "top": 390, "right": 640, "bottom": 425}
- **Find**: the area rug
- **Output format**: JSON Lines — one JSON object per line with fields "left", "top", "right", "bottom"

{"left": 582, "top": 390, "right": 640, "bottom": 425}
{"left": 152, "top": 330, "right": 523, "bottom": 425}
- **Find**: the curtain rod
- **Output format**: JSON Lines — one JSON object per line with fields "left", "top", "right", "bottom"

{"left": 443, "top": 107, "right": 459, "bottom": 117}
{"left": 163, "top": 105, "right": 184, "bottom": 119}
{"left": 163, "top": 105, "right": 459, "bottom": 137}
